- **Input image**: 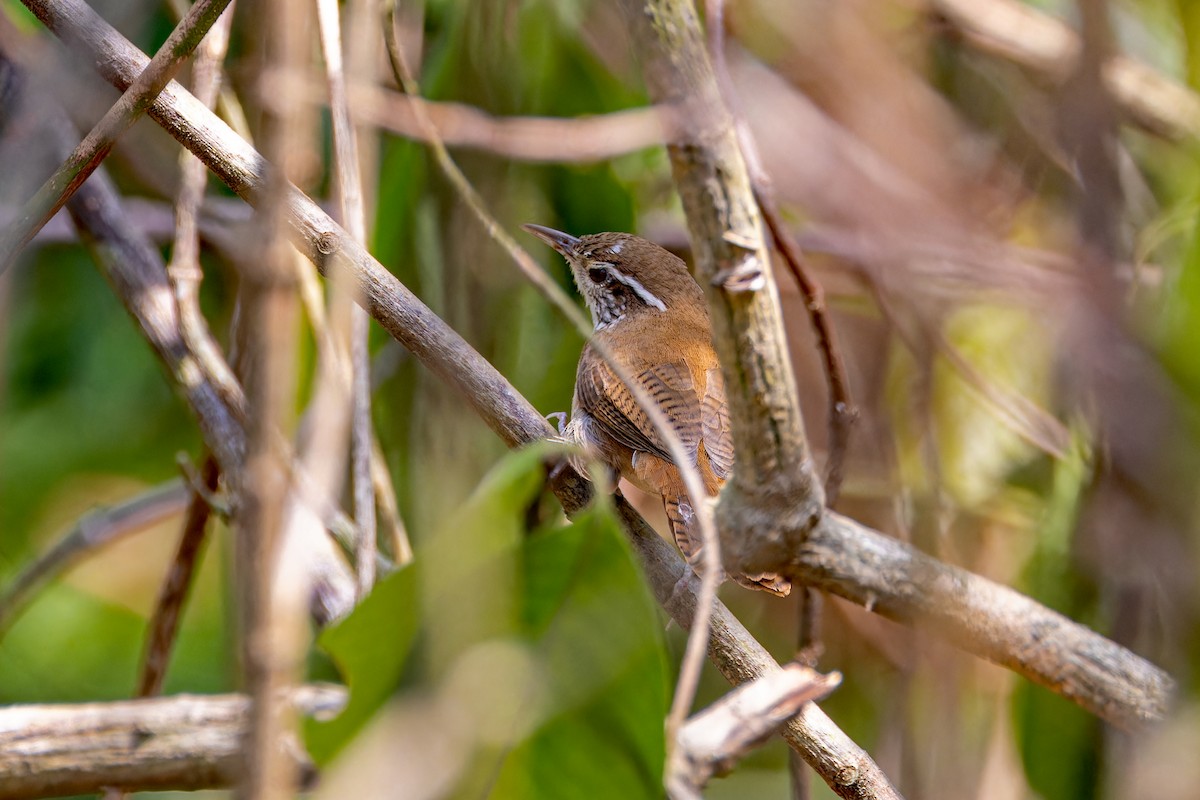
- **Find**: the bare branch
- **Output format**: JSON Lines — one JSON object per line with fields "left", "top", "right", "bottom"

{"left": 0, "top": 480, "right": 188, "bottom": 634}
{"left": 618, "top": 0, "right": 824, "bottom": 581}
{"left": 0, "top": 685, "right": 345, "bottom": 800}
{"left": 233, "top": 0, "right": 312, "bottom": 795}
{"left": 794, "top": 511, "right": 1172, "bottom": 729}
{"left": 0, "top": 0, "right": 232, "bottom": 272}
{"left": 705, "top": 0, "right": 857, "bottom": 507}
{"left": 135, "top": 1, "right": 239, "bottom": 705}
{"left": 317, "top": 0, "right": 375, "bottom": 597}
{"left": 329, "top": 81, "right": 672, "bottom": 162}
{"left": 61, "top": 143, "right": 247, "bottom": 473}
{"left": 613, "top": 495, "right": 903, "bottom": 800}
{"left": 931, "top": 0, "right": 1200, "bottom": 140}
{"left": 669, "top": 665, "right": 842, "bottom": 799}
{"left": 167, "top": 1, "right": 242, "bottom": 420}
{"left": 138, "top": 458, "right": 220, "bottom": 698}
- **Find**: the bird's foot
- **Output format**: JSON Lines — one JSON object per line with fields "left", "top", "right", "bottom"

{"left": 545, "top": 411, "right": 568, "bottom": 435}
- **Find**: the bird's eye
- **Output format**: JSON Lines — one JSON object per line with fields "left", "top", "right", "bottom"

{"left": 588, "top": 267, "right": 611, "bottom": 285}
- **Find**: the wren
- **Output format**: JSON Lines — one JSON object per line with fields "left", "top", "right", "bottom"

{"left": 524, "top": 223, "right": 790, "bottom": 596}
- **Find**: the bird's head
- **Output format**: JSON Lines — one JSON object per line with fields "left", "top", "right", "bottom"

{"left": 523, "top": 224, "right": 703, "bottom": 330}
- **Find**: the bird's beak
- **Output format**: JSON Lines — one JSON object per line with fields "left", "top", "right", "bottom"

{"left": 522, "top": 223, "right": 579, "bottom": 258}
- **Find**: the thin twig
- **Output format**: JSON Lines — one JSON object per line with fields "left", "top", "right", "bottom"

{"left": 789, "top": 585, "right": 824, "bottom": 800}
{"left": 0, "top": 481, "right": 188, "bottom": 634}
{"left": 305, "top": 79, "right": 673, "bottom": 162}
{"left": 137, "top": 457, "right": 220, "bottom": 697}
{"left": 705, "top": 0, "right": 856, "bottom": 506}
{"left": 234, "top": 0, "right": 311, "bottom": 796}
{"left": 372, "top": 433, "right": 412, "bottom": 564}
{"left": 669, "top": 665, "right": 842, "bottom": 799}
{"left": 317, "top": 0, "right": 375, "bottom": 597}
{"left": 168, "top": 1, "right": 241, "bottom": 417}
{"left": 0, "top": 0, "right": 232, "bottom": 273}
{"left": 132, "top": 5, "right": 239, "bottom": 710}
{"left": 380, "top": 0, "right": 722, "bottom": 751}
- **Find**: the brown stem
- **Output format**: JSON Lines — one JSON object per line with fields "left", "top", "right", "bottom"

{"left": 233, "top": 0, "right": 310, "bottom": 797}
{"left": 704, "top": 0, "right": 857, "bottom": 507}
{"left": 137, "top": 457, "right": 220, "bottom": 698}
{"left": 317, "top": 0, "right": 376, "bottom": 597}
{"left": 618, "top": 0, "right": 824, "bottom": 581}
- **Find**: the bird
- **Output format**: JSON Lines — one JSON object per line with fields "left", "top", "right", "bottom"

{"left": 523, "top": 223, "right": 791, "bottom": 596}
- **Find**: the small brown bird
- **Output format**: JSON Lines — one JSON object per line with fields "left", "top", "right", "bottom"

{"left": 524, "top": 224, "right": 790, "bottom": 596}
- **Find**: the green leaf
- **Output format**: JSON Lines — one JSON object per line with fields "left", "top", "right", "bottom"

{"left": 1013, "top": 681, "right": 1100, "bottom": 800}
{"left": 306, "top": 563, "right": 419, "bottom": 764}
{"left": 307, "top": 445, "right": 552, "bottom": 764}
{"left": 309, "top": 446, "right": 666, "bottom": 793}
{"left": 485, "top": 503, "right": 668, "bottom": 799}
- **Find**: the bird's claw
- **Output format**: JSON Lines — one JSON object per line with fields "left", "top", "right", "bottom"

{"left": 546, "top": 411, "right": 568, "bottom": 435}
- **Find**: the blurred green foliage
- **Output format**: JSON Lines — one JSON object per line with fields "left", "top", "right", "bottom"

{"left": 308, "top": 445, "right": 667, "bottom": 796}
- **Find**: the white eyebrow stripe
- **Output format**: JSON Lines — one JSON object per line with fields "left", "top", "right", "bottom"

{"left": 610, "top": 268, "right": 666, "bottom": 311}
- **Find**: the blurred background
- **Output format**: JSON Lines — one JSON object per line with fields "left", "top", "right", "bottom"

{"left": 2, "top": 0, "right": 1200, "bottom": 798}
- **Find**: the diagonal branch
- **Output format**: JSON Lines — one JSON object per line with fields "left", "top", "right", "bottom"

{"left": 794, "top": 511, "right": 1172, "bottom": 729}
{"left": 0, "top": 480, "right": 189, "bottom": 634}
{"left": 931, "top": 0, "right": 1200, "bottom": 141}
{"left": 669, "top": 665, "right": 842, "bottom": 799}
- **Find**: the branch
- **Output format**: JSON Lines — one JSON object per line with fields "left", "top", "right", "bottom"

{"left": 794, "top": 512, "right": 1172, "bottom": 729}
{"left": 0, "top": 0, "right": 232, "bottom": 272}
{"left": 62, "top": 140, "right": 247, "bottom": 473}
{"left": 931, "top": 0, "right": 1200, "bottom": 140}
{"left": 317, "top": 0, "right": 376, "bottom": 596}
{"left": 138, "top": 0, "right": 238, "bottom": 703}
{"left": 234, "top": 0, "right": 312, "bottom": 795}
{"left": 138, "top": 458, "right": 220, "bottom": 697}
{"left": 706, "top": 0, "right": 857, "bottom": 507}
{"left": 331, "top": 82, "right": 672, "bottom": 162}
{"left": 0, "top": 685, "right": 345, "bottom": 800}
{"left": 0, "top": 480, "right": 188, "bottom": 633}
{"left": 614, "top": 496, "right": 902, "bottom": 800}
{"left": 669, "top": 665, "right": 842, "bottom": 799}
{"left": 617, "top": 0, "right": 824, "bottom": 580}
